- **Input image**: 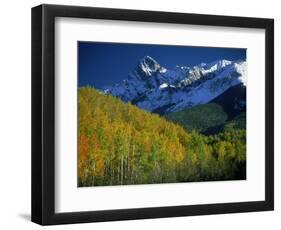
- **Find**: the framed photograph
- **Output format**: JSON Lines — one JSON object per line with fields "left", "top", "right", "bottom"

{"left": 31, "top": 4, "right": 274, "bottom": 225}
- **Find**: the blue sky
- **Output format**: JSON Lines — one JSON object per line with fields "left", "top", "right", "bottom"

{"left": 78, "top": 41, "right": 246, "bottom": 89}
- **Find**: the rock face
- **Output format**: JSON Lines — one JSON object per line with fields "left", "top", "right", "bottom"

{"left": 104, "top": 56, "right": 247, "bottom": 114}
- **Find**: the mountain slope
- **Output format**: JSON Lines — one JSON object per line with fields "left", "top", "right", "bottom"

{"left": 104, "top": 56, "right": 247, "bottom": 114}
{"left": 165, "top": 103, "right": 227, "bottom": 133}
{"left": 165, "top": 84, "right": 246, "bottom": 134}
{"left": 211, "top": 83, "right": 246, "bottom": 119}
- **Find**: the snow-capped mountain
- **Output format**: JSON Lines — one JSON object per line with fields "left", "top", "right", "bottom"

{"left": 104, "top": 56, "right": 247, "bottom": 114}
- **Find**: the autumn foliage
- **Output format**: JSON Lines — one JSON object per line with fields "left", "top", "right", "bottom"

{"left": 78, "top": 87, "right": 246, "bottom": 186}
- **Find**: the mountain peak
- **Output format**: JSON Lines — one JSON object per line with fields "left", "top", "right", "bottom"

{"left": 137, "top": 56, "right": 166, "bottom": 76}
{"left": 141, "top": 55, "right": 157, "bottom": 63}
{"left": 104, "top": 58, "right": 246, "bottom": 114}
{"left": 205, "top": 59, "right": 232, "bottom": 69}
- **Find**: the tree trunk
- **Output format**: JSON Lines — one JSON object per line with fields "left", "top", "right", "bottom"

{"left": 121, "top": 155, "right": 124, "bottom": 185}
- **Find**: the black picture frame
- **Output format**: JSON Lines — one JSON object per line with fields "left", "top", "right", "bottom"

{"left": 31, "top": 4, "right": 274, "bottom": 225}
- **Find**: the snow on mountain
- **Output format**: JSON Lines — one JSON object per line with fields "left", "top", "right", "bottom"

{"left": 138, "top": 56, "right": 166, "bottom": 76}
{"left": 235, "top": 61, "right": 247, "bottom": 86}
{"left": 104, "top": 56, "right": 247, "bottom": 114}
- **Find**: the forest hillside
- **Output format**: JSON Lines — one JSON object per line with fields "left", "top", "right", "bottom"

{"left": 78, "top": 87, "right": 246, "bottom": 186}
